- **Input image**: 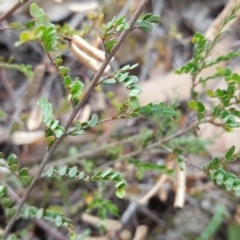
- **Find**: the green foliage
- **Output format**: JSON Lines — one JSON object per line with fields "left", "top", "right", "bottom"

{"left": 102, "top": 16, "right": 129, "bottom": 53}
{"left": 0, "top": 61, "right": 33, "bottom": 79}
{"left": 3, "top": 1, "right": 240, "bottom": 239}
{"left": 0, "top": 153, "right": 32, "bottom": 187}
{"left": 0, "top": 184, "right": 73, "bottom": 231}
{"left": 37, "top": 97, "right": 65, "bottom": 147}
{"left": 44, "top": 167, "right": 127, "bottom": 198}
{"left": 15, "top": 3, "right": 59, "bottom": 52}
{"left": 198, "top": 205, "right": 225, "bottom": 240}
{"left": 204, "top": 145, "right": 240, "bottom": 195}
{"left": 130, "top": 159, "right": 173, "bottom": 179}
{"left": 135, "top": 13, "right": 161, "bottom": 32}
{"left": 87, "top": 198, "right": 118, "bottom": 219}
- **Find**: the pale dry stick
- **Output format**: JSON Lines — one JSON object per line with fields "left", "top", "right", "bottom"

{"left": 0, "top": 0, "right": 31, "bottom": 23}
{"left": 2, "top": 1, "right": 150, "bottom": 238}
{"left": 137, "top": 162, "right": 172, "bottom": 205}
{"left": 205, "top": 0, "right": 240, "bottom": 41}
{"left": 133, "top": 225, "right": 148, "bottom": 240}
{"left": 173, "top": 161, "right": 186, "bottom": 208}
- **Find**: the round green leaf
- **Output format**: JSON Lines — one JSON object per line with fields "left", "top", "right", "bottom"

{"left": 89, "top": 114, "right": 99, "bottom": 127}
{"left": 188, "top": 100, "right": 197, "bottom": 109}
{"left": 55, "top": 215, "right": 63, "bottom": 227}
{"left": 225, "top": 145, "right": 235, "bottom": 158}
{"left": 58, "top": 166, "right": 67, "bottom": 176}
{"left": 68, "top": 166, "right": 78, "bottom": 178}
{"left": 64, "top": 76, "right": 72, "bottom": 86}
{"left": 136, "top": 20, "right": 153, "bottom": 32}
{"left": 30, "top": 3, "right": 44, "bottom": 18}
{"left": 140, "top": 106, "right": 152, "bottom": 115}
{"left": 225, "top": 178, "right": 233, "bottom": 191}
{"left": 163, "top": 106, "right": 175, "bottom": 118}
{"left": 45, "top": 166, "right": 54, "bottom": 177}
{"left": 116, "top": 188, "right": 125, "bottom": 198}
{"left": 129, "top": 86, "right": 142, "bottom": 97}
{"left": 152, "top": 104, "right": 164, "bottom": 116}
{"left": 215, "top": 173, "right": 224, "bottom": 185}
{"left": 36, "top": 208, "right": 44, "bottom": 219}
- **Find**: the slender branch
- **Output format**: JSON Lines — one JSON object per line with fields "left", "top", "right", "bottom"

{"left": 0, "top": 0, "right": 30, "bottom": 23}
{"left": 2, "top": 1, "right": 149, "bottom": 238}
{"left": 0, "top": 27, "right": 11, "bottom": 31}
{"left": 161, "top": 144, "right": 203, "bottom": 171}
{"left": 100, "top": 121, "right": 196, "bottom": 168}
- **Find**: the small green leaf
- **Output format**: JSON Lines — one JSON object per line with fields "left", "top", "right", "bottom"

{"left": 58, "top": 166, "right": 67, "bottom": 176}
{"left": 105, "top": 39, "right": 117, "bottom": 53}
{"left": 0, "top": 185, "right": 6, "bottom": 197}
{"left": 101, "top": 168, "right": 113, "bottom": 178}
{"left": 173, "top": 148, "right": 183, "bottom": 155}
{"left": 7, "top": 154, "right": 18, "bottom": 165}
{"left": 207, "top": 89, "right": 215, "bottom": 97}
{"left": 36, "top": 208, "right": 44, "bottom": 219}
{"left": 64, "top": 76, "right": 72, "bottom": 86}
{"left": 45, "top": 167, "right": 54, "bottom": 177}
{"left": 188, "top": 100, "right": 197, "bottom": 109}
{"left": 19, "top": 168, "right": 29, "bottom": 177}
{"left": 216, "top": 173, "right": 224, "bottom": 185}
{"left": 225, "top": 178, "right": 233, "bottom": 191}
{"left": 89, "top": 114, "right": 99, "bottom": 127}
{"left": 177, "top": 158, "right": 184, "bottom": 171}
{"left": 225, "top": 145, "right": 235, "bottom": 158}
{"left": 68, "top": 166, "right": 78, "bottom": 178}
{"left": 163, "top": 106, "right": 175, "bottom": 118}
{"left": 197, "top": 101, "right": 205, "bottom": 113}
{"left": 102, "top": 78, "right": 116, "bottom": 85}
{"left": 136, "top": 20, "right": 153, "bottom": 32}
{"left": 9, "top": 22, "right": 23, "bottom": 30}
{"left": 55, "top": 215, "right": 63, "bottom": 227}
{"left": 148, "top": 15, "right": 161, "bottom": 23}
{"left": 116, "top": 188, "right": 125, "bottom": 198}
{"left": 25, "top": 19, "right": 36, "bottom": 29}
{"left": 152, "top": 104, "right": 164, "bottom": 116}
{"left": 30, "top": 3, "right": 45, "bottom": 18}
{"left": 140, "top": 106, "right": 152, "bottom": 115}
{"left": 129, "top": 97, "right": 140, "bottom": 109}
{"left": 55, "top": 126, "right": 65, "bottom": 138}
{"left": 37, "top": 97, "right": 48, "bottom": 108}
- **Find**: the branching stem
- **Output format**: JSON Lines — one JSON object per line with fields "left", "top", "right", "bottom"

{"left": 2, "top": 1, "right": 150, "bottom": 238}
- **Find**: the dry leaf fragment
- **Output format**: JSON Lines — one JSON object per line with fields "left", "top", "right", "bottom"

{"left": 11, "top": 131, "right": 44, "bottom": 145}
{"left": 82, "top": 213, "right": 122, "bottom": 231}
{"left": 72, "top": 35, "right": 107, "bottom": 62}
{"left": 71, "top": 42, "right": 110, "bottom": 73}
{"left": 69, "top": 2, "right": 99, "bottom": 13}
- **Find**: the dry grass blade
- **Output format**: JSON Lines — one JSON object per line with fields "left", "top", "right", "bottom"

{"left": 174, "top": 161, "right": 186, "bottom": 208}
{"left": 205, "top": 0, "right": 240, "bottom": 41}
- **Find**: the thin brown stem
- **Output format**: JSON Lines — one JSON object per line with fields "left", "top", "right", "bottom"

{"left": 2, "top": 1, "right": 149, "bottom": 238}
{"left": 161, "top": 144, "right": 203, "bottom": 171}
{"left": 0, "top": 0, "right": 30, "bottom": 23}
{"left": 100, "top": 121, "right": 197, "bottom": 168}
